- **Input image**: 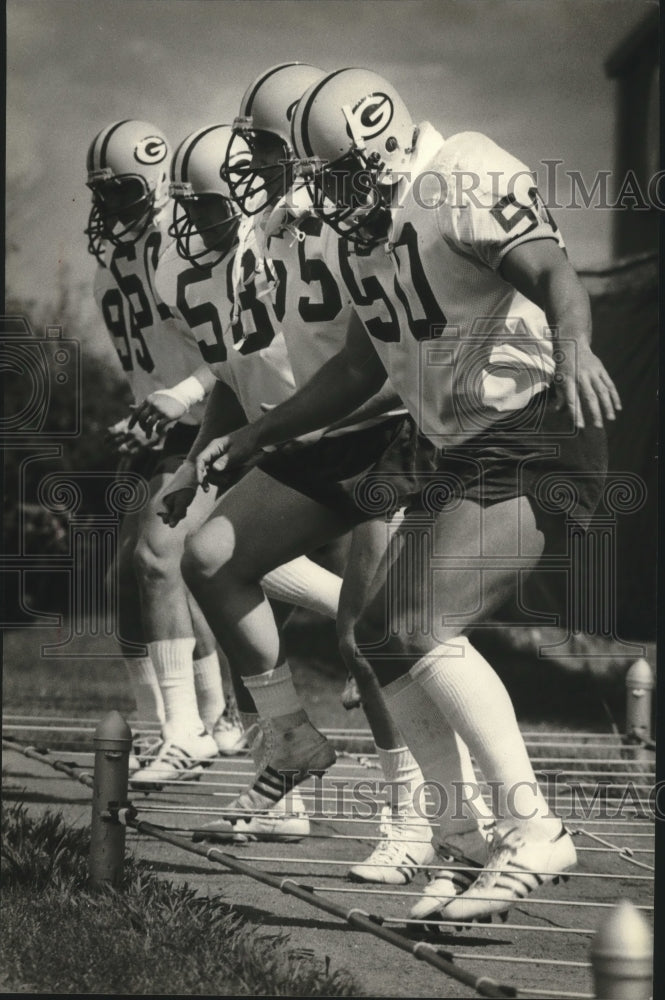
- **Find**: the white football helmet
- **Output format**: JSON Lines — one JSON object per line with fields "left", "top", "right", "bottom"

{"left": 169, "top": 124, "right": 246, "bottom": 270}
{"left": 223, "top": 62, "right": 325, "bottom": 215}
{"left": 86, "top": 120, "right": 170, "bottom": 261}
{"left": 292, "top": 68, "right": 416, "bottom": 245}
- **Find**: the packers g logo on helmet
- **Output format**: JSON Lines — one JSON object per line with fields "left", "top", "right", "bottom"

{"left": 135, "top": 136, "right": 168, "bottom": 165}
{"left": 85, "top": 119, "right": 171, "bottom": 260}
{"left": 291, "top": 68, "right": 415, "bottom": 247}
{"left": 348, "top": 93, "right": 394, "bottom": 142}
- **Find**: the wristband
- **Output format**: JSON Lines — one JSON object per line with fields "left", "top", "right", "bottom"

{"left": 155, "top": 375, "right": 207, "bottom": 410}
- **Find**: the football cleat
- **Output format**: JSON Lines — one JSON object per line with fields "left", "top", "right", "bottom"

{"left": 128, "top": 733, "right": 163, "bottom": 775}
{"left": 341, "top": 672, "right": 362, "bottom": 711}
{"left": 129, "top": 731, "right": 218, "bottom": 791}
{"left": 348, "top": 807, "right": 434, "bottom": 884}
{"left": 409, "top": 825, "right": 493, "bottom": 923}
{"left": 223, "top": 713, "right": 335, "bottom": 817}
{"left": 192, "top": 789, "right": 310, "bottom": 844}
{"left": 440, "top": 823, "right": 577, "bottom": 924}
{"left": 211, "top": 706, "right": 246, "bottom": 756}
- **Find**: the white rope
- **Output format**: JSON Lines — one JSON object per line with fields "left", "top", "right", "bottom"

{"left": 392, "top": 917, "right": 597, "bottom": 936}
{"left": 228, "top": 854, "right": 654, "bottom": 881}
{"left": 455, "top": 954, "right": 591, "bottom": 969}
{"left": 306, "top": 885, "right": 654, "bottom": 911}
{"left": 516, "top": 990, "right": 593, "bottom": 999}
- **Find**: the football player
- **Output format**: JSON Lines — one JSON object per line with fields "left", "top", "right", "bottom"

{"left": 194, "top": 68, "right": 621, "bottom": 923}
{"left": 132, "top": 122, "right": 345, "bottom": 837}
{"left": 162, "top": 65, "right": 470, "bottom": 882}
{"left": 86, "top": 119, "right": 242, "bottom": 785}
{"left": 138, "top": 112, "right": 440, "bottom": 869}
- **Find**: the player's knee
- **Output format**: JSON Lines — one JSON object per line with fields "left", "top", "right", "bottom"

{"left": 133, "top": 535, "right": 180, "bottom": 587}
{"left": 181, "top": 525, "right": 234, "bottom": 590}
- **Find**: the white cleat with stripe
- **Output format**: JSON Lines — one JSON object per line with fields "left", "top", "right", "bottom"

{"left": 192, "top": 789, "right": 310, "bottom": 844}
{"left": 128, "top": 733, "right": 163, "bottom": 775}
{"left": 348, "top": 807, "right": 435, "bottom": 884}
{"left": 410, "top": 825, "right": 492, "bottom": 924}
{"left": 130, "top": 731, "right": 218, "bottom": 791}
{"left": 440, "top": 823, "right": 577, "bottom": 925}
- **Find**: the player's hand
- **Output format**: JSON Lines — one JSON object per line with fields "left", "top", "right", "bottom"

{"left": 129, "top": 392, "right": 187, "bottom": 439}
{"left": 156, "top": 460, "right": 198, "bottom": 528}
{"left": 105, "top": 417, "right": 148, "bottom": 454}
{"left": 195, "top": 425, "right": 262, "bottom": 491}
{"left": 554, "top": 343, "right": 621, "bottom": 429}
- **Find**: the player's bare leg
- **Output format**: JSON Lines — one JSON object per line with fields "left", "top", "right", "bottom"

{"left": 183, "top": 469, "right": 351, "bottom": 673}
{"left": 335, "top": 516, "right": 433, "bottom": 881}
{"left": 131, "top": 472, "right": 223, "bottom": 788}
{"left": 182, "top": 468, "right": 357, "bottom": 817}
{"left": 183, "top": 470, "right": 457, "bottom": 879}
{"left": 183, "top": 588, "right": 245, "bottom": 755}
{"left": 107, "top": 508, "right": 164, "bottom": 772}
{"left": 354, "top": 495, "right": 575, "bottom": 923}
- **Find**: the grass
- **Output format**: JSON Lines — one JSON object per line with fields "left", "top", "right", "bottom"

{"left": 0, "top": 801, "right": 357, "bottom": 996}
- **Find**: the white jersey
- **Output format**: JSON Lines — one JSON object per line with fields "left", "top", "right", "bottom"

{"left": 255, "top": 200, "right": 351, "bottom": 386}
{"left": 251, "top": 189, "right": 404, "bottom": 432}
{"left": 337, "top": 124, "right": 565, "bottom": 444}
{"left": 155, "top": 231, "right": 295, "bottom": 422}
{"left": 92, "top": 211, "right": 205, "bottom": 425}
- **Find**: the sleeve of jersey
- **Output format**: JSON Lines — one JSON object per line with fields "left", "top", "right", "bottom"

{"left": 92, "top": 263, "right": 113, "bottom": 311}
{"left": 154, "top": 243, "right": 180, "bottom": 313}
{"left": 207, "top": 361, "right": 241, "bottom": 406}
{"left": 439, "top": 145, "right": 564, "bottom": 271}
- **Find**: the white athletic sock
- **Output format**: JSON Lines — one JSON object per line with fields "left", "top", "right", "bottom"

{"left": 375, "top": 745, "right": 429, "bottom": 828}
{"left": 383, "top": 672, "right": 495, "bottom": 843}
{"left": 242, "top": 663, "right": 303, "bottom": 720}
{"left": 193, "top": 651, "right": 225, "bottom": 732}
{"left": 410, "top": 638, "right": 558, "bottom": 836}
{"left": 261, "top": 557, "right": 341, "bottom": 619}
{"left": 123, "top": 656, "right": 165, "bottom": 726}
{"left": 148, "top": 638, "right": 205, "bottom": 741}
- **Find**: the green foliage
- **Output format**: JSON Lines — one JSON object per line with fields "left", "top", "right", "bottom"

{"left": 3, "top": 291, "right": 132, "bottom": 613}
{"left": 1, "top": 802, "right": 356, "bottom": 996}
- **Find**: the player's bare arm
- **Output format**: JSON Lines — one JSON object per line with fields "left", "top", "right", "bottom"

{"left": 195, "top": 312, "right": 385, "bottom": 485}
{"left": 129, "top": 364, "right": 217, "bottom": 439}
{"left": 500, "top": 239, "right": 621, "bottom": 428}
{"left": 158, "top": 379, "right": 247, "bottom": 526}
